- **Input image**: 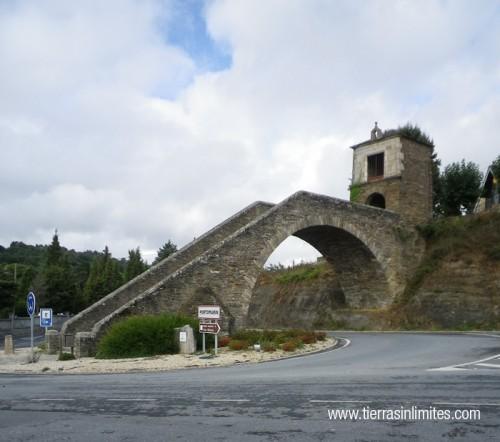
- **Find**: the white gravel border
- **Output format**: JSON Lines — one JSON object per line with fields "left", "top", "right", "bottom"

{"left": 0, "top": 338, "right": 335, "bottom": 375}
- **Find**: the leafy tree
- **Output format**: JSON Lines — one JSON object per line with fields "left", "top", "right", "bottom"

{"left": 125, "top": 247, "right": 147, "bottom": 282}
{"left": 0, "top": 277, "right": 16, "bottom": 318}
{"left": 84, "top": 246, "right": 123, "bottom": 305}
{"left": 439, "top": 160, "right": 483, "bottom": 216}
{"left": 153, "top": 240, "right": 178, "bottom": 265}
{"left": 491, "top": 155, "right": 500, "bottom": 180}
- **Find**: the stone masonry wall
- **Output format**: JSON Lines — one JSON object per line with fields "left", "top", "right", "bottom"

{"left": 399, "top": 138, "right": 433, "bottom": 225}
{"left": 352, "top": 135, "right": 433, "bottom": 226}
{"left": 90, "top": 191, "right": 423, "bottom": 345}
{"left": 62, "top": 200, "right": 274, "bottom": 344}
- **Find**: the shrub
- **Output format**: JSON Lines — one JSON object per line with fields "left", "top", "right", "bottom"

{"left": 299, "top": 333, "right": 317, "bottom": 345}
{"left": 218, "top": 335, "right": 231, "bottom": 347}
{"left": 315, "top": 332, "right": 327, "bottom": 341}
{"left": 96, "top": 314, "right": 199, "bottom": 359}
{"left": 261, "top": 341, "right": 277, "bottom": 352}
{"left": 281, "top": 340, "right": 299, "bottom": 352}
{"left": 230, "top": 329, "right": 262, "bottom": 345}
{"left": 58, "top": 352, "right": 75, "bottom": 361}
{"left": 228, "top": 339, "right": 249, "bottom": 351}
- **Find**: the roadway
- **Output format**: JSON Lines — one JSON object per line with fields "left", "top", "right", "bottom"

{"left": 0, "top": 333, "right": 45, "bottom": 350}
{"left": 1, "top": 332, "right": 499, "bottom": 441}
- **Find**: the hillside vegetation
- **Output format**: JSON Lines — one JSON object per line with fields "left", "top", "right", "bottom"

{"left": 249, "top": 211, "right": 500, "bottom": 330}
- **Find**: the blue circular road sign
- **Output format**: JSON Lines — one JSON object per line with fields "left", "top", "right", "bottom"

{"left": 27, "top": 291, "right": 36, "bottom": 316}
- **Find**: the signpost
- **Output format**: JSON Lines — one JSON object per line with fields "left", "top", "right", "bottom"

{"left": 26, "top": 292, "right": 36, "bottom": 356}
{"left": 198, "top": 305, "right": 221, "bottom": 355}
{"left": 40, "top": 308, "right": 53, "bottom": 331}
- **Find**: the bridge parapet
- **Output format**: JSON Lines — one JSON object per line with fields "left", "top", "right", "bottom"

{"left": 89, "top": 191, "right": 424, "bottom": 346}
{"left": 61, "top": 200, "right": 274, "bottom": 346}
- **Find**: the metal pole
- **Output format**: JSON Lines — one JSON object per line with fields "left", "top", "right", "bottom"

{"left": 214, "top": 333, "right": 218, "bottom": 356}
{"left": 11, "top": 264, "right": 17, "bottom": 334}
{"left": 30, "top": 313, "right": 34, "bottom": 355}
{"left": 202, "top": 333, "right": 206, "bottom": 353}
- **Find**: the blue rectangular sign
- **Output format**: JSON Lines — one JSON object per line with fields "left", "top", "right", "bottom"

{"left": 40, "top": 308, "right": 53, "bottom": 328}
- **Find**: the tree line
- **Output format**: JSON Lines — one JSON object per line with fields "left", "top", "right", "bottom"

{"left": 0, "top": 235, "right": 177, "bottom": 318}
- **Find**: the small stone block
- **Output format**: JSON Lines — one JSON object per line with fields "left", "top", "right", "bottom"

{"left": 74, "top": 332, "right": 96, "bottom": 358}
{"left": 46, "top": 330, "right": 60, "bottom": 355}
{"left": 4, "top": 335, "right": 14, "bottom": 355}
{"left": 175, "top": 325, "right": 196, "bottom": 354}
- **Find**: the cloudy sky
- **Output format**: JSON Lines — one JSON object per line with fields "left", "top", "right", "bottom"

{"left": 1, "top": 0, "right": 499, "bottom": 265}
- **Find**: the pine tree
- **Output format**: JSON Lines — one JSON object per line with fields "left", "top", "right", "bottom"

{"left": 39, "top": 231, "right": 81, "bottom": 314}
{"left": 153, "top": 240, "right": 178, "bottom": 265}
{"left": 46, "top": 230, "right": 62, "bottom": 266}
{"left": 83, "top": 246, "right": 123, "bottom": 306}
{"left": 125, "top": 247, "right": 147, "bottom": 282}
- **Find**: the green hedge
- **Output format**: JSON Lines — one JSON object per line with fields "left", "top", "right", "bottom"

{"left": 96, "top": 314, "right": 199, "bottom": 359}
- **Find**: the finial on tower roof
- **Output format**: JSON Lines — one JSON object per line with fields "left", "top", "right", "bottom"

{"left": 370, "top": 122, "right": 383, "bottom": 140}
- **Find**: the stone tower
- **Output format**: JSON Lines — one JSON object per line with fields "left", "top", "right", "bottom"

{"left": 350, "top": 123, "right": 433, "bottom": 225}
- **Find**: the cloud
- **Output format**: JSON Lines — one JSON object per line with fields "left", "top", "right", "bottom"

{"left": 0, "top": 0, "right": 499, "bottom": 265}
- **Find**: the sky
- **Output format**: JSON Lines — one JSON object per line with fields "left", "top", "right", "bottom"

{"left": 1, "top": 0, "right": 499, "bottom": 266}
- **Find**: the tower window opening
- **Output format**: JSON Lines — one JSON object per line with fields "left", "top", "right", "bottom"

{"left": 367, "top": 152, "right": 384, "bottom": 181}
{"left": 367, "top": 193, "right": 386, "bottom": 209}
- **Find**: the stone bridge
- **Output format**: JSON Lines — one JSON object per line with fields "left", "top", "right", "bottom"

{"left": 62, "top": 191, "right": 424, "bottom": 356}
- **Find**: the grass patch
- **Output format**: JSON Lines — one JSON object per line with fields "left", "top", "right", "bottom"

{"left": 274, "top": 263, "right": 325, "bottom": 284}
{"left": 96, "top": 314, "right": 199, "bottom": 359}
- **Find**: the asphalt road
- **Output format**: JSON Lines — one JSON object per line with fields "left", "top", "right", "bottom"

{"left": 1, "top": 332, "right": 500, "bottom": 441}
{"left": 0, "top": 334, "right": 45, "bottom": 350}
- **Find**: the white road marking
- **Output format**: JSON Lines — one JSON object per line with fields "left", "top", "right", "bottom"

{"left": 429, "top": 366, "right": 468, "bottom": 372}
{"left": 428, "top": 352, "right": 500, "bottom": 371}
{"left": 31, "top": 398, "right": 75, "bottom": 402}
{"left": 464, "top": 332, "right": 500, "bottom": 339}
{"left": 434, "top": 402, "right": 500, "bottom": 407}
{"left": 107, "top": 398, "right": 157, "bottom": 402}
{"left": 476, "top": 363, "right": 500, "bottom": 368}
{"left": 337, "top": 338, "right": 351, "bottom": 350}
{"left": 200, "top": 399, "right": 250, "bottom": 402}
{"left": 310, "top": 400, "right": 371, "bottom": 404}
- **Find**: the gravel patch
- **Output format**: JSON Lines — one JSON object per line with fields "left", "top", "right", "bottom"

{"left": 0, "top": 338, "right": 335, "bottom": 375}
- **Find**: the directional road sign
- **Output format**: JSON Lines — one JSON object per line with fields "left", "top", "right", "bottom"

{"left": 40, "top": 308, "right": 53, "bottom": 328}
{"left": 199, "top": 322, "right": 221, "bottom": 334}
{"left": 27, "top": 292, "right": 36, "bottom": 316}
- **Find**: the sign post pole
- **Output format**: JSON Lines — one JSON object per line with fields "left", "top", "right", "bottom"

{"left": 30, "top": 312, "right": 33, "bottom": 353}
{"left": 26, "top": 292, "right": 36, "bottom": 358}
{"left": 198, "top": 305, "right": 221, "bottom": 355}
